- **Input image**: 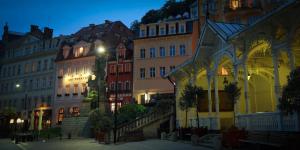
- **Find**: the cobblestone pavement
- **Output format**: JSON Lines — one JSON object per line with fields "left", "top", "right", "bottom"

{"left": 0, "top": 139, "right": 22, "bottom": 150}
{"left": 3, "top": 138, "right": 212, "bottom": 150}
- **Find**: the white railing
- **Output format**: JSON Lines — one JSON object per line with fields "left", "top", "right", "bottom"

{"left": 236, "top": 112, "right": 299, "bottom": 132}
{"left": 188, "top": 117, "right": 219, "bottom": 130}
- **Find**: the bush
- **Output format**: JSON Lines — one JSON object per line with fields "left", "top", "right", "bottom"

{"left": 117, "top": 104, "right": 146, "bottom": 124}
{"left": 38, "top": 127, "right": 61, "bottom": 139}
{"left": 89, "top": 109, "right": 112, "bottom": 132}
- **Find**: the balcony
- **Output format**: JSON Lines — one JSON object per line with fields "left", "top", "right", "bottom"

{"left": 65, "top": 93, "right": 70, "bottom": 96}
{"left": 73, "top": 93, "right": 78, "bottom": 96}
{"left": 57, "top": 94, "right": 62, "bottom": 97}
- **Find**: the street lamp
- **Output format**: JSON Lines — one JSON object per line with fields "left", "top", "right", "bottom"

{"left": 96, "top": 45, "right": 119, "bottom": 144}
{"left": 16, "top": 83, "right": 28, "bottom": 130}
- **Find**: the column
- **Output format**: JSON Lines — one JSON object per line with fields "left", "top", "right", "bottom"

{"left": 272, "top": 51, "right": 281, "bottom": 111}
{"left": 213, "top": 72, "right": 220, "bottom": 130}
{"left": 287, "top": 45, "right": 296, "bottom": 71}
{"left": 243, "top": 63, "right": 250, "bottom": 114}
{"left": 207, "top": 73, "right": 212, "bottom": 129}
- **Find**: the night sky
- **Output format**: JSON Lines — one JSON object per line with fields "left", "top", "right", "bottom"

{"left": 0, "top": 0, "right": 165, "bottom": 37}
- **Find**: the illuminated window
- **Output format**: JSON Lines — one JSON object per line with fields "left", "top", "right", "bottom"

{"left": 110, "top": 65, "right": 116, "bottom": 74}
{"left": 231, "top": 0, "right": 241, "bottom": 10}
{"left": 221, "top": 67, "right": 229, "bottom": 76}
{"left": 65, "top": 85, "right": 70, "bottom": 95}
{"left": 81, "top": 83, "right": 86, "bottom": 93}
{"left": 72, "top": 107, "right": 80, "bottom": 116}
{"left": 111, "top": 103, "right": 121, "bottom": 112}
{"left": 79, "top": 47, "right": 83, "bottom": 55}
{"left": 67, "top": 67, "right": 71, "bottom": 76}
{"left": 57, "top": 108, "right": 64, "bottom": 125}
{"left": 74, "top": 84, "right": 78, "bottom": 94}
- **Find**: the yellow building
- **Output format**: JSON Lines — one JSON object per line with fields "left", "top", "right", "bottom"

{"left": 133, "top": 18, "right": 199, "bottom": 104}
{"left": 167, "top": 1, "right": 300, "bottom": 131}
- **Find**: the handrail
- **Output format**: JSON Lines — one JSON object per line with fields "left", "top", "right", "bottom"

{"left": 115, "top": 106, "right": 174, "bottom": 139}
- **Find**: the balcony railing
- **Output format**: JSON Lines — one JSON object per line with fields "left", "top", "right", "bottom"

{"left": 236, "top": 112, "right": 300, "bottom": 132}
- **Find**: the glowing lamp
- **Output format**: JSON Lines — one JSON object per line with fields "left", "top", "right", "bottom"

{"left": 97, "top": 46, "right": 106, "bottom": 54}
{"left": 9, "top": 119, "right": 14, "bottom": 124}
{"left": 16, "top": 118, "right": 22, "bottom": 124}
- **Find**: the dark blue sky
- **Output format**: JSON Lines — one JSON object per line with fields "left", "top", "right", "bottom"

{"left": 0, "top": 0, "right": 165, "bottom": 37}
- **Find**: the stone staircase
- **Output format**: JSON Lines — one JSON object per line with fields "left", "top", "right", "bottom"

{"left": 115, "top": 106, "right": 174, "bottom": 141}
{"left": 61, "top": 116, "right": 90, "bottom": 137}
{"left": 192, "top": 134, "right": 221, "bottom": 149}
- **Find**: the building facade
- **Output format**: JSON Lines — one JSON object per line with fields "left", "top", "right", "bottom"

{"left": 133, "top": 17, "right": 199, "bottom": 104}
{"left": 0, "top": 24, "right": 64, "bottom": 129}
{"left": 169, "top": 0, "right": 300, "bottom": 131}
{"left": 106, "top": 42, "right": 133, "bottom": 111}
{"left": 53, "top": 21, "right": 134, "bottom": 125}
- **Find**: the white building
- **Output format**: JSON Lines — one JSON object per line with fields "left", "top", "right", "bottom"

{"left": 0, "top": 24, "right": 65, "bottom": 129}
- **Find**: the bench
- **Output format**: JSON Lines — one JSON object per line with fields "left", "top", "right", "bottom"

{"left": 239, "top": 132, "right": 289, "bottom": 150}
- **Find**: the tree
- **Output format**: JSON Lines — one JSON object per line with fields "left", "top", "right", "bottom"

{"left": 83, "top": 89, "right": 98, "bottom": 109}
{"left": 279, "top": 67, "right": 300, "bottom": 114}
{"left": 130, "top": 20, "right": 140, "bottom": 37}
{"left": 224, "top": 82, "right": 241, "bottom": 125}
{"left": 153, "top": 93, "right": 174, "bottom": 113}
{"left": 194, "top": 86, "right": 205, "bottom": 128}
{"left": 89, "top": 108, "right": 112, "bottom": 132}
{"left": 141, "top": 0, "right": 195, "bottom": 24}
{"left": 117, "top": 104, "right": 146, "bottom": 124}
{"left": 179, "top": 83, "right": 202, "bottom": 128}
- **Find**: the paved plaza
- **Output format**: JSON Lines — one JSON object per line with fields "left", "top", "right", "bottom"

{"left": 0, "top": 138, "right": 211, "bottom": 150}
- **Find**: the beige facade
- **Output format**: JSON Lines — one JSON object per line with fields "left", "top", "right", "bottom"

{"left": 133, "top": 19, "right": 196, "bottom": 104}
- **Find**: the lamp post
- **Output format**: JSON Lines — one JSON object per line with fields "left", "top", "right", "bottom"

{"left": 97, "top": 46, "right": 119, "bottom": 143}
{"left": 96, "top": 46, "right": 108, "bottom": 111}
{"left": 16, "top": 83, "right": 28, "bottom": 131}
{"left": 9, "top": 119, "right": 15, "bottom": 141}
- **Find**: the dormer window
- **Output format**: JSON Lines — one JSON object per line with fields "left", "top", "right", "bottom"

{"left": 140, "top": 29, "right": 145, "bottom": 37}
{"left": 169, "top": 26, "right": 176, "bottom": 34}
{"left": 179, "top": 24, "right": 185, "bottom": 33}
{"left": 63, "top": 46, "right": 70, "bottom": 59}
{"left": 160, "top": 27, "right": 165, "bottom": 35}
{"left": 150, "top": 27, "right": 156, "bottom": 36}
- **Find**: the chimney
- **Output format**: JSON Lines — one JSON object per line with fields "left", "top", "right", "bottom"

{"left": 105, "top": 20, "right": 112, "bottom": 24}
{"left": 30, "top": 25, "right": 39, "bottom": 33}
{"left": 2, "top": 22, "right": 9, "bottom": 41}
{"left": 43, "top": 27, "right": 53, "bottom": 39}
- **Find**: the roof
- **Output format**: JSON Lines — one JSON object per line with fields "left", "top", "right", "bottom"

{"left": 207, "top": 20, "right": 246, "bottom": 41}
